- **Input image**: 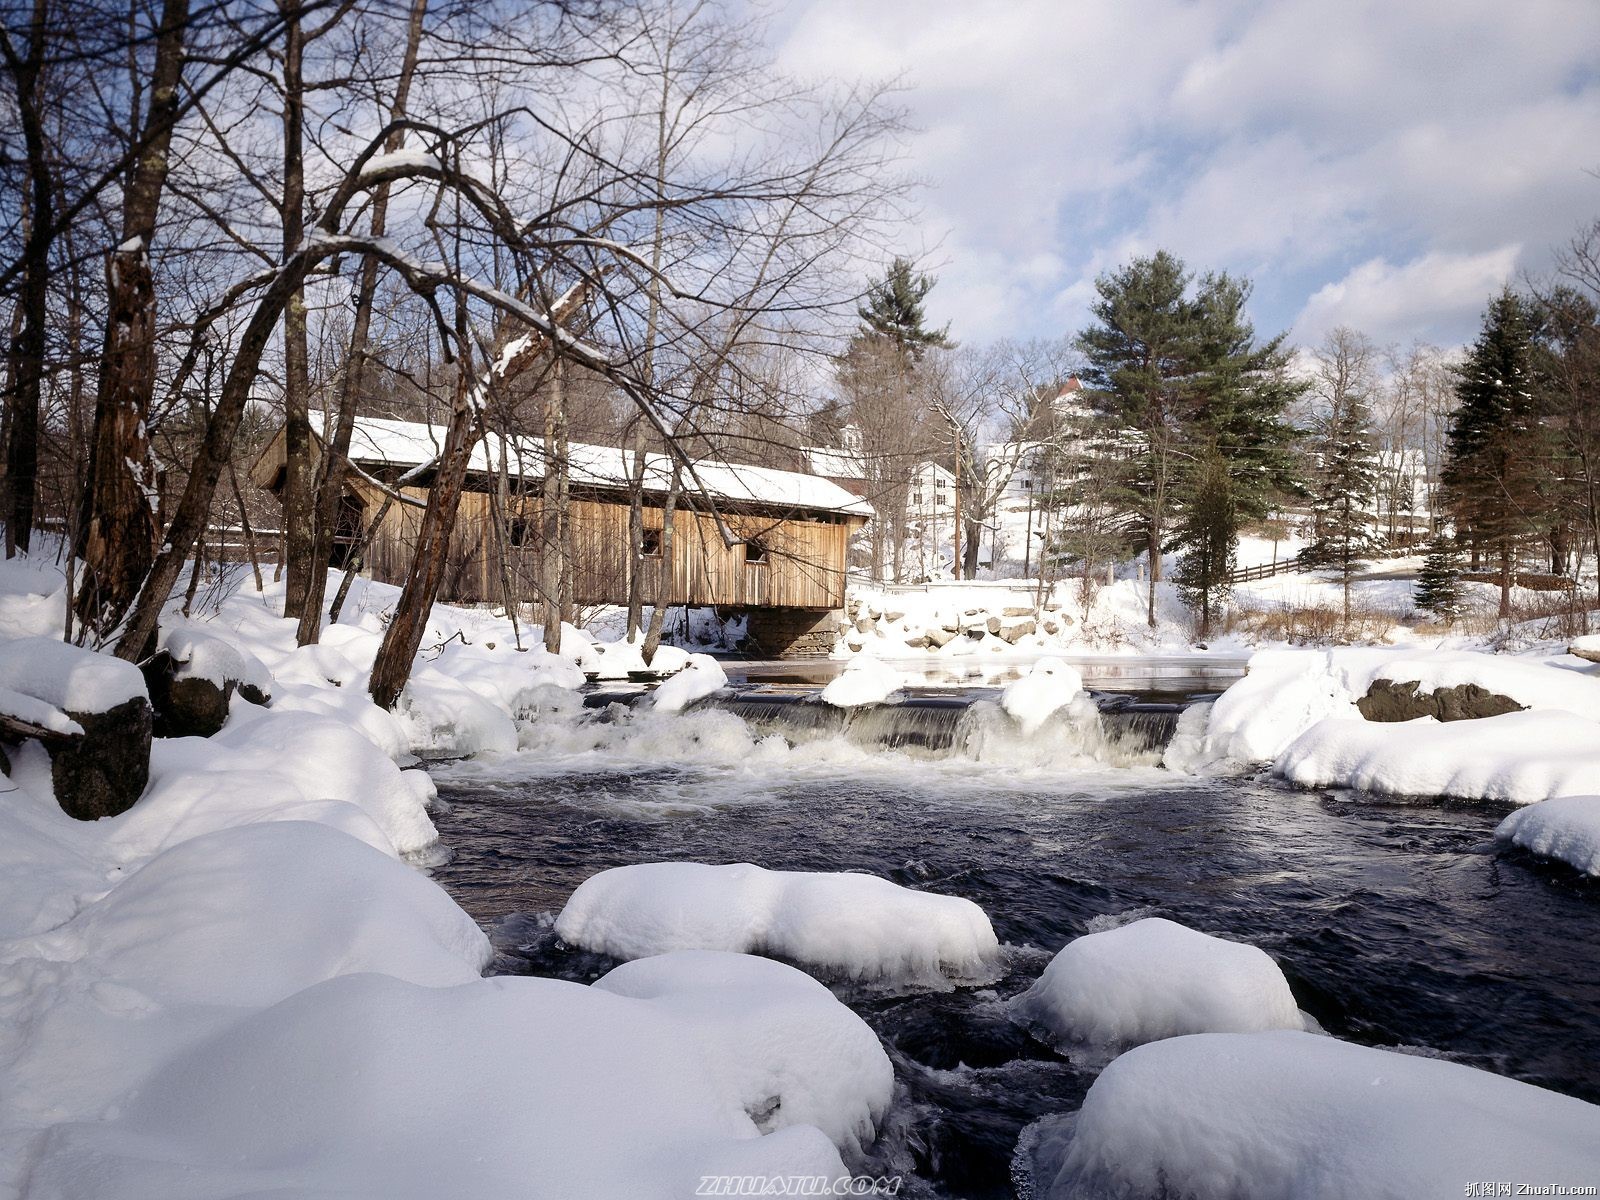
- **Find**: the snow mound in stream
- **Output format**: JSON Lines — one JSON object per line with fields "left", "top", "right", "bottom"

{"left": 1276, "top": 710, "right": 1600, "bottom": 805}
{"left": 1020, "top": 1030, "right": 1600, "bottom": 1199}
{"left": 999, "top": 657, "right": 1085, "bottom": 734}
{"left": 556, "top": 861, "right": 1002, "bottom": 987}
{"left": 1496, "top": 794, "right": 1600, "bottom": 875}
{"left": 1010, "top": 918, "right": 1304, "bottom": 1056}
{"left": 819, "top": 655, "right": 908, "bottom": 708}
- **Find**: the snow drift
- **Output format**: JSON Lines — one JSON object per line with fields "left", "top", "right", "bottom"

{"left": 555, "top": 861, "right": 1002, "bottom": 987}
{"left": 1021, "top": 1030, "right": 1600, "bottom": 1199}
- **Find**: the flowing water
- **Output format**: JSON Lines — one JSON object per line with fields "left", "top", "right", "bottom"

{"left": 427, "top": 667, "right": 1600, "bottom": 1199}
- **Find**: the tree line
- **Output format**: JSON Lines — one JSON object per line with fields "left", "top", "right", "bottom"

{"left": 0, "top": 0, "right": 908, "bottom": 696}
{"left": 821, "top": 224, "right": 1600, "bottom": 637}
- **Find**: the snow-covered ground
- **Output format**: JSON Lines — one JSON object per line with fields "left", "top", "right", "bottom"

{"left": 3, "top": 548, "right": 1600, "bottom": 1197}
{"left": 0, "top": 559, "right": 908, "bottom": 1197}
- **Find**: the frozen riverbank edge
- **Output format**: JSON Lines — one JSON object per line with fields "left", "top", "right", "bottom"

{"left": 2, "top": 557, "right": 1599, "bottom": 1197}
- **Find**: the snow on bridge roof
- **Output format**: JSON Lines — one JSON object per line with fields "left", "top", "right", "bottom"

{"left": 319, "top": 414, "right": 875, "bottom": 520}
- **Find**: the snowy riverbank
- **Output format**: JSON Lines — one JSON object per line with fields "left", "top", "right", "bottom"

{"left": 3, "top": 554, "right": 1600, "bottom": 1197}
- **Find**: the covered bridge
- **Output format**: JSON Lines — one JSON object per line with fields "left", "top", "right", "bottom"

{"left": 251, "top": 415, "right": 872, "bottom": 656}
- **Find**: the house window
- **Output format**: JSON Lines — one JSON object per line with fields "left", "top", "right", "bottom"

{"left": 508, "top": 517, "right": 531, "bottom": 548}
{"left": 641, "top": 528, "right": 663, "bottom": 557}
{"left": 913, "top": 492, "right": 922, "bottom": 505}
{"left": 744, "top": 539, "right": 768, "bottom": 565}
{"left": 1022, "top": 479, "right": 1033, "bottom": 490}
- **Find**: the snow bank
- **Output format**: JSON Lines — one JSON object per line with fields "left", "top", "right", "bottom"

{"left": 0, "top": 555, "right": 68, "bottom": 640}
{"left": 0, "top": 636, "right": 146, "bottom": 714}
{"left": 1183, "top": 647, "right": 1600, "bottom": 787}
{"left": 588, "top": 633, "right": 690, "bottom": 680}
{"left": 650, "top": 653, "right": 728, "bottom": 712}
{"left": 1276, "top": 710, "right": 1600, "bottom": 804}
{"left": 1023, "top": 1030, "right": 1600, "bottom": 1199}
{"left": 595, "top": 950, "right": 893, "bottom": 1156}
{"left": 24, "top": 972, "right": 848, "bottom": 1200}
{"left": 1000, "top": 657, "right": 1084, "bottom": 734}
{"left": 556, "top": 861, "right": 1002, "bottom": 987}
{"left": 162, "top": 706, "right": 440, "bottom": 855}
{"left": 1010, "top": 918, "right": 1303, "bottom": 1056}
{"left": 59, "top": 821, "right": 489, "bottom": 1009}
{"left": 820, "top": 655, "right": 908, "bottom": 708}
{"left": 1496, "top": 794, "right": 1600, "bottom": 875}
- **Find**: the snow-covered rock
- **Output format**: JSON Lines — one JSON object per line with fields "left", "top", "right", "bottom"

{"left": 820, "top": 655, "right": 908, "bottom": 708}
{"left": 1000, "top": 657, "right": 1084, "bottom": 734}
{"left": 555, "top": 861, "right": 1001, "bottom": 987}
{"left": 1010, "top": 918, "right": 1303, "bottom": 1056}
{"left": 1020, "top": 1030, "right": 1600, "bottom": 1199}
{"left": 0, "top": 635, "right": 147, "bottom": 715}
{"left": 160, "top": 627, "right": 273, "bottom": 696}
{"left": 23, "top": 972, "right": 848, "bottom": 1200}
{"left": 650, "top": 653, "right": 727, "bottom": 712}
{"left": 1180, "top": 648, "right": 1600, "bottom": 791}
{"left": 594, "top": 950, "right": 893, "bottom": 1156}
{"left": 1496, "top": 794, "right": 1600, "bottom": 875}
{"left": 1276, "top": 710, "right": 1600, "bottom": 804}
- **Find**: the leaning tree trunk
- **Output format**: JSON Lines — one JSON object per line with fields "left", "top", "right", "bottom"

{"left": 73, "top": 0, "right": 188, "bottom": 631}
{"left": 368, "top": 384, "right": 480, "bottom": 710}
{"left": 296, "top": 0, "right": 427, "bottom": 644}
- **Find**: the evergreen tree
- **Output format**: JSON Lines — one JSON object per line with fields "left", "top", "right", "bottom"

{"left": 1414, "top": 533, "right": 1465, "bottom": 622}
{"left": 1173, "top": 449, "right": 1238, "bottom": 637}
{"left": 1298, "top": 384, "right": 1382, "bottom": 620}
{"left": 1441, "top": 291, "right": 1554, "bottom": 617}
{"left": 857, "top": 257, "right": 954, "bottom": 360}
{"left": 1077, "top": 250, "right": 1304, "bottom": 629}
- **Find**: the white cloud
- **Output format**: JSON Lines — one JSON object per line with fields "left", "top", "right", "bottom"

{"left": 1291, "top": 245, "right": 1521, "bottom": 348}
{"left": 774, "top": 0, "right": 1600, "bottom": 349}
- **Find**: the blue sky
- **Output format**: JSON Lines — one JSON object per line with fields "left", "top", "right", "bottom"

{"left": 774, "top": 0, "right": 1600, "bottom": 353}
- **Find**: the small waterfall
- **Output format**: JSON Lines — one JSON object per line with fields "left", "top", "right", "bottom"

{"left": 585, "top": 683, "right": 1189, "bottom": 764}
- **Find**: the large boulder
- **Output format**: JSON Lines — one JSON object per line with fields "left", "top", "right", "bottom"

{"left": 1356, "top": 678, "right": 1526, "bottom": 723}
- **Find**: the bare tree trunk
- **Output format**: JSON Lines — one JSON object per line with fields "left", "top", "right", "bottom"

{"left": 328, "top": 494, "right": 395, "bottom": 624}
{"left": 297, "top": 0, "right": 427, "bottom": 643}
{"left": 626, "top": 419, "right": 647, "bottom": 638}
{"left": 278, "top": 0, "right": 316, "bottom": 623}
{"left": 368, "top": 380, "right": 479, "bottom": 710}
{"left": 1, "top": 0, "right": 50, "bottom": 557}
{"left": 228, "top": 460, "right": 264, "bottom": 593}
{"left": 73, "top": 0, "right": 188, "bottom": 631}
{"left": 541, "top": 359, "right": 568, "bottom": 654}
{"left": 642, "top": 464, "right": 681, "bottom": 664}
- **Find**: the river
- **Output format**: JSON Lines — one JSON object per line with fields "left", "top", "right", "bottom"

{"left": 426, "top": 659, "right": 1600, "bottom": 1198}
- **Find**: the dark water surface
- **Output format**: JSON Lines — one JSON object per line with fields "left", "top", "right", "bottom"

{"left": 428, "top": 726, "right": 1600, "bottom": 1198}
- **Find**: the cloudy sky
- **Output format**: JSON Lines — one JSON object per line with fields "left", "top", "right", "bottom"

{"left": 773, "top": 0, "right": 1600, "bottom": 353}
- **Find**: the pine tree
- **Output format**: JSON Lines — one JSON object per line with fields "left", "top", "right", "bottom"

{"left": 1173, "top": 449, "right": 1238, "bottom": 637}
{"left": 1441, "top": 291, "right": 1553, "bottom": 617}
{"left": 1299, "top": 385, "right": 1382, "bottom": 620}
{"left": 857, "top": 257, "right": 954, "bottom": 360}
{"left": 1414, "top": 533, "right": 1465, "bottom": 622}
{"left": 1077, "top": 250, "right": 1304, "bottom": 629}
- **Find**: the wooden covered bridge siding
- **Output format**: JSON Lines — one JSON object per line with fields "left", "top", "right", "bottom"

{"left": 360, "top": 482, "right": 857, "bottom": 615}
